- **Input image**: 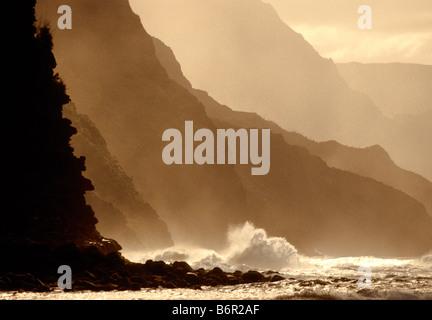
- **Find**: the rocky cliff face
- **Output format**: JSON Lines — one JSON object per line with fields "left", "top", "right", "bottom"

{"left": 3, "top": 1, "right": 118, "bottom": 254}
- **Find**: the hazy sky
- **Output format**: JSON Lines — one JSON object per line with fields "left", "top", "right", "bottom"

{"left": 265, "top": 0, "right": 432, "bottom": 64}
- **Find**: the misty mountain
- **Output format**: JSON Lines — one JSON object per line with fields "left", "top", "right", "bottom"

{"left": 337, "top": 63, "right": 432, "bottom": 118}
{"left": 133, "top": 0, "right": 386, "bottom": 145}
{"left": 133, "top": 0, "right": 430, "bottom": 182}
{"left": 153, "top": 37, "right": 432, "bottom": 256}
{"left": 63, "top": 103, "right": 173, "bottom": 250}
{"left": 36, "top": 0, "right": 432, "bottom": 257}
{"left": 37, "top": 0, "right": 249, "bottom": 250}
{"left": 153, "top": 37, "right": 432, "bottom": 217}
{"left": 337, "top": 62, "right": 432, "bottom": 181}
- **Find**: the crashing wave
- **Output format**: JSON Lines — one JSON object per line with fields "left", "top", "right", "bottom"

{"left": 224, "top": 222, "right": 298, "bottom": 270}
{"left": 420, "top": 252, "right": 432, "bottom": 264}
{"left": 126, "top": 221, "right": 299, "bottom": 271}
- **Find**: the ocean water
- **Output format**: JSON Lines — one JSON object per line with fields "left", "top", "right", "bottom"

{"left": 2, "top": 222, "right": 431, "bottom": 300}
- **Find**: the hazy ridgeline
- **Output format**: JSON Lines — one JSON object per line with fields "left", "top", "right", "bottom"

{"left": 131, "top": 0, "right": 432, "bottom": 182}
{"left": 153, "top": 37, "right": 432, "bottom": 217}
{"left": 336, "top": 63, "right": 432, "bottom": 181}
{"left": 34, "top": 0, "right": 432, "bottom": 258}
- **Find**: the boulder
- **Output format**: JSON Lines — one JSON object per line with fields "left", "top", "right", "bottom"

{"left": 242, "top": 270, "right": 265, "bottom": 283}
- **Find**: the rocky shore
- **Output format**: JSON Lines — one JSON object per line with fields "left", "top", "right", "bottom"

{"left": 0, "top": 243, "right": 285, "bottom": 292}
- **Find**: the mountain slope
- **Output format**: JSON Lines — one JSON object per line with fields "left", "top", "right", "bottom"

{"left": 132, "top": 0, "right": 387, "bottom": 146}
{"left": 36, "top": 0, "right": 432, "bottom": 257}
{"left": 337, "top": 63, "right": 432, "bottom": 118}
{"left": 153, "top": 37, "right": 432, "bottom": 217}
{"left": 153, "top": 37, "right": 432, "bottom": 256}
{"left": 37, "top": 0, "right": 249, "bottom": 250}
{"left": 63, "top": 103, "right": 174, "bottom": 250}
{"left": 132, "top": 0, "right": 430, "bottom": 182}
{"left": 337, "top": 62, "right": 432, "bottom": 181}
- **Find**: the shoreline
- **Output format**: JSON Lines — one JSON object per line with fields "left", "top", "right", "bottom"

{"left": 0, "top": 242, "right": 284, "bottom": 293}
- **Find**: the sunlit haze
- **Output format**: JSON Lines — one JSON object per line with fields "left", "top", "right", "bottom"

{"left": 264, "top": 0, "right": 432, "bottom": 64}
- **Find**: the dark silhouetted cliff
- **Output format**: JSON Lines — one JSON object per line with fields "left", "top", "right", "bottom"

{"left": 3, "top": 1, "right": 119, "bottom": 254}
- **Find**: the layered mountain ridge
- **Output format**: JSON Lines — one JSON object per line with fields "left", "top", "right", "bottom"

{"left": 132, "top": 0, "right": 430, "bottom": 181}
{"left": 153, "top": 36, "right": 432, "bottom": 256}
{"left": 37, "top": 0, "right": 249, "bottom": 250}
{"left": 153, "top": 37, "right": 432, "bottom": 217}
{"left": 336, "top": 62, "right": 432, "bottom": 181}
{"left": 36, "top": 0, "right": 432, "bottom": 257}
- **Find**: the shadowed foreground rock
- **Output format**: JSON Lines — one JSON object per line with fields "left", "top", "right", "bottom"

{"left": 0, "top": 244, "right": 284, "bottom": 292}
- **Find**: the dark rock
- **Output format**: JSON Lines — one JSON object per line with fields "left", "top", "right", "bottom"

{"left": 98, "top": 238, "right": 123, "bottom": 255}
{"left": 104, "top": 252, "right": 125, "bottom": 267}
{"left": 185, "top": 272, "right": 201, "bottom": 285}
{"left": 54, "top": 243, "right": 82, "bottom": 264}
{"left": 164, "top": 282, "right": 177, "bottom": 289}
{"left": 145, "top": 260, "right": 168, "bottom": 275}
{"left": 226, "top": 274, "right": 240, "bottom": 285}
{"left": 270, "top": 275, "right": 285, "bottom": 282}
{"left": 242, "top": 270, "right": 265, "bottom": 283}
{"left": 35, "top": 279, "right": 51, "bottom": 292}
{"left": 206, "top": 278, "right": 225, "bottom": 286}
{"left": 196, "top": 268, "right": 206, "bottom": 276}
{"left": 119, "top": 277, "right": 135, "bottom": 289}
{"left": 81, "top": 245, "right": 105, "bottom": 264}
{"left": 130, "top": 276, "right": 148, "bottom": 286}
{"left": 73, "top": 280, "right": 99, "bottom": 291}
{"left": 207, "top": 267, "right": 226, "bottom": 277}
{"left": 205, "top": 267, "right": 228, "bottom": 285}
{"left": 313, "top": 279, "right": 330, "bottom": 285}
{"left": 172, "top": 261, "right": 194, "bottom": 274}
{"left": 125, "top": 262, "right": 147, "bottom": 274}
{"left": 83, "top": 271, "right": 97, "bottom": 280}
{"left": 233, "top": 270, "right": 243, "bottom": 278}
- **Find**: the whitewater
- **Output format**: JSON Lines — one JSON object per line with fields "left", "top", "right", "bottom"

{"left": 2, "top": 222, "right": 431, "bottom": 300}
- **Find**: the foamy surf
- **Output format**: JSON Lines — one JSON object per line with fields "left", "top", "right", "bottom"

{"left": 123, "top": 222, "right": 299, "bottom": 272}
{"left": 2, "top": 225, "right": 431, "bottom": 300}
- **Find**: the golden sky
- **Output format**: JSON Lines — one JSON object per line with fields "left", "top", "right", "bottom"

{"left": 265, "top": 0, "right": 432, "bottom": 64}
